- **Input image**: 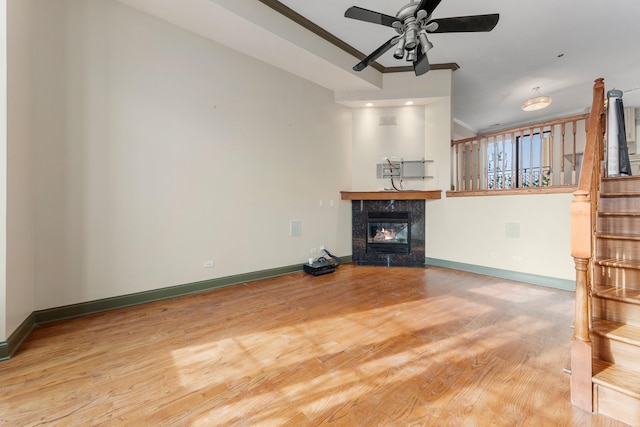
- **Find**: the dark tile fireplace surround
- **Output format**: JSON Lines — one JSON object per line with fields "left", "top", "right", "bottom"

{"left": 341, "top": 191, "right": 441, "bottom": 267}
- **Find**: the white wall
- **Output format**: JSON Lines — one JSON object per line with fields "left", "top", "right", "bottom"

{"left": 352, "top": 106, "right": 427, "bottom": 191}
{"left": 1, "top": 0, "right": 36, "bottom": 341}
{"left": 425, "top": 98, "right": 453, "bottom": 192}
{"left": 32, "top": 0, "right": 352, "bottom": 309}
{"left": 0, "top": 0, "right": 7, "bottom": 340}
{"left": 426, "top": 194, "right": 574, "bottom": 281}
{"left": 350, "top": 102, "right": 452, "bottom": 191}
{"left": 349, "top": 71, "right": 453, "bottom": 192}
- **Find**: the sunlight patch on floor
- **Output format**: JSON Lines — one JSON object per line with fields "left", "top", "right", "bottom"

{"left": 169, "top": 296, "right": 494, "bottom": 387}
{"left": 468, "top": 281, "right": 558, "bottom": 303}
{"left": 163, "top": 285, "right": 562, "bottom": 424}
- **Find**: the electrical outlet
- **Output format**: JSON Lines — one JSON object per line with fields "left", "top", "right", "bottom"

{"left": 204, "top": 260, "right": 214, "bottom": 268}
{"left": 310, "top": 247, "right": 317, "bottom": 254}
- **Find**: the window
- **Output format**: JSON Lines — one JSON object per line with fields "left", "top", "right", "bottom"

{"left": 487, "top": 131, "right": 550, "bottom": 189}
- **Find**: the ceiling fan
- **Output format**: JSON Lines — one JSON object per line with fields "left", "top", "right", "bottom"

{"left": 344, "top": 0, "right": 499, "bottom": 76}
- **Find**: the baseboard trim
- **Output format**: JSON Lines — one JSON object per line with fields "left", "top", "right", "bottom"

{"left": 1, "top": 257, "right": 351, "bottom": 360}
{"left": 33, "top": 262, "right": 329, "bottom": 324}
{"left": 425, "top": 258, "right": 575, "bottom": 291}
{"left": 0, "top": 312, "right": 37, "bottom": 361}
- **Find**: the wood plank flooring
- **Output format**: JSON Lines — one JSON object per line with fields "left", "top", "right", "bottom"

{"left": 0, "top": 265, "right": 629, "bottom": 426}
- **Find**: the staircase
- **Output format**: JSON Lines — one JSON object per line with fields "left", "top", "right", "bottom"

{"left": 591, "top": 175, "right": 640, "bottom": 425}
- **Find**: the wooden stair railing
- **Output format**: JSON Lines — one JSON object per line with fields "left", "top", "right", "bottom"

{"left": 451, "top": 113, "right": 590, "bottom": 193}
{"left": 570, "top": 77, "right": 606, "bottom": 412}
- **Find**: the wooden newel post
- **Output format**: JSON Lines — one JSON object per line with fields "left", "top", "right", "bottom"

{"left": 570, "top": 190, "right": 593, "bottom": 412}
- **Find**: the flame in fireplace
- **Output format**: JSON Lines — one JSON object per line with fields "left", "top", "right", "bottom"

{"left": 374, "top": 227, "right": 397, "bottom": 241}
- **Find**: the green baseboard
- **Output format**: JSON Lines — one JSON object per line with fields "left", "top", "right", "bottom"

{"left": 1, "top": 257, "right": 351, "bottom": 361}
{"left": 0, "top": 312, "right": 37, "bottom": 361}
{"left": 33, "top": 264, "right": 303, "bottom": 325}
{"left": 425, "top": 258, "right": 576, "bottom": 291}
{"left": 2, "top": 255, "right": 569, "bottom": 360}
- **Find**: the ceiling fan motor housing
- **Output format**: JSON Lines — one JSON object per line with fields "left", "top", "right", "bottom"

{"left": 396, "top": 2, "right": 421, "bottom": 22}
{"left": 394, "top": 3, "right": 431, "bottom": 56}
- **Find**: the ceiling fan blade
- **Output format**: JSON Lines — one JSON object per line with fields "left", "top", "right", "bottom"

{"left": 344, "top": 6, "right": 398, "bottom": 28}
{"left": 427, "top": 14, "right": 500, "bottom": 33}
{"left": 353, "top": 37, "right": 399, "bottom": 72}
{"left": 415, "top": 0, "right": 442, "bottom": 17}
{"left": 413, "top": 48, "right": 430, "bottom": 76}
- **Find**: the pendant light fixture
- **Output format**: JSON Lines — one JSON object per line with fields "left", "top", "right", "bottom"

{"left": 521, "top": 87, "right": 552, "bottom": 111}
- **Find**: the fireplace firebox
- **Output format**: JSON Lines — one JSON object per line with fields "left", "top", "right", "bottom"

{"left": 367, "top": 212, "right": 410, "bottom": 254}
{"left": 351, "top": 199, "right": 425, "bottom": 267}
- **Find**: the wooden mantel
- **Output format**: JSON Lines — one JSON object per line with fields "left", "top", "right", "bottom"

{"left": 340, "top": 190, "right": 442, "bottom": 201}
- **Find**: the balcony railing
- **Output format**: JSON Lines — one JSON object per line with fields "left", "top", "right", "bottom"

{"left": 487, "top": 166, "right": 553, "bottom": 190}
{"left": 451, "top": 113, "right": 590, "bottom": 194}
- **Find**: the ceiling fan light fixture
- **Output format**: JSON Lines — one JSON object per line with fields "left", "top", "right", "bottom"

{"left": 521, "top": 87, "right": 552, "bottom": 111}
{"left": 393, "top": 38, "right": 406, "bottom": 59}
{"left": 418, "top": 32, "right": 433, "bottom": 53}
{"left": 405, "top": 37, "right": 417, "bottom": 51}
{"left": 404, "top": 20, "right": 418, "bottom": 50}
{"left": 406, "top": 49, "right": 417, "bottom": 62}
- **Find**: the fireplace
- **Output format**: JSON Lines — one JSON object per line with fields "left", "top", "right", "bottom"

{"left": 351, "top": 199, "right": 425, "bottom": 267}
{"left": 367, "top": 211, "right": 410, "bottom": 254}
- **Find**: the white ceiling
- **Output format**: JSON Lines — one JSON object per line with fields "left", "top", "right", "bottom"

{"left": 120, "top": 0, "right": 640, "bottom": 133}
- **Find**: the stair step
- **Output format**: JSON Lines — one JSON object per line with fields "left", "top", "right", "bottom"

{"left": 596, "top": 237, "right": 640, "bottom": 262}
{"left": 600, "top": 192, "right": 640, "bottom": 198}
{"left": 597, "top": 232, "right": 640, "bottom": 241}
{"left": 598, "top": 196, "right": 640, "bottom": 213}
{"left": 593, "top": 359, "right": 640, "bottom": 425}
{"left": 593, "top": 358, "right": 640, "bottom": 400}
{"left": 594, "top": 289, "right": 640, "bottom": 328}
{"left": 597, "top": 258, "right": 640, "bottom": 270}
{"left": 592, "top": 318, "right": 640, "bottom": 346}
{"left": 599, "top": 212, "right": 640, "bottom": 217}
{"left": 594, "top": 286, "right": 640, "bottom": 304}
{"left": 597, "top": 213, "right": 640, "bottom": 237}
{"left": 601, "top": 176, "right": 640, "bottom": 182}
{"left": 601, "top": 175, "right": 640, "bottom": 194}
{"left": 593, "top": 286, "right": 640, "bottom": 327}
{"left": 594, "top": 260, "right": 640, "bottom": 291}
{"left": 592, "top": 318, "right": 640, "bottom": 373}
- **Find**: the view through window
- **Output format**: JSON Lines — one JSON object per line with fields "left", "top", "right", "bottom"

{"left": 487, "top": 131, "right": 551, "bottom": 189}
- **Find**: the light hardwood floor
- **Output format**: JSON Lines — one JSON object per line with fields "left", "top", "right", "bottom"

{"left": 0, "top": 265, "right": 629, "bottom": 426}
